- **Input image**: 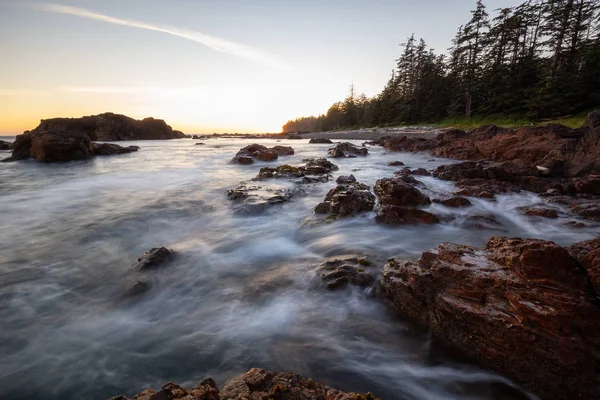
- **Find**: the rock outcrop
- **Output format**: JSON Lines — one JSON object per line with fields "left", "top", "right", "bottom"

{"left": 380, "top": 237, "right": 600, "bottom": 400}
{"left": 3, "top": 130, "right": 139, "bottom": 162}
{"left": 328, "top": 142, "right": 368, "bottom": 158}
{"left": 231, "top": 144, "right": 294, "bottom": 164}
{"left": 32, "top": 113, "right": 186, "bottom": 141}
{"left": 254, "top": 159, "right": 338, "bottom": 182}
{"left": 133, "top": 247, "right": 175, "bottom": 271}
{"left": 315, "top": 182, "right": 375, "bottom": 218}
{"left": 109, "top": 368, "right": 375, "bottom": 400}
{"left": 373, "top": 178, "right": 439, "bottom": 225}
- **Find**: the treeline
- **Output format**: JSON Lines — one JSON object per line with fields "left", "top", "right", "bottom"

{"left": 283, "top": 0, "right": 600, "bottom": 132}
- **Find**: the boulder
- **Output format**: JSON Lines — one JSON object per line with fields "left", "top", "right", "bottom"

{"left": 0, "top": 140, "right": 12, "bottom": 150}
{"left": 336, "top": 174, "right": 356, "bottom": 184}
{"left": 271, "top": 145, "right": 294, "bottom": 156}
{"left": 303, "top": 158, "right": 339, "bottom": 174}
{"left": 388, "top": 161, "right": 405, "bottom": 166}
{"left": 256, "top": 165, "right": 305, "bottom": 180}
{"left": 133, "top": 247, "right": 175, "bottom": 271}
{"left": 380, "top": 237, "right": 600, "bottom": 400}
{"left": 308, "top": 138, "right": 333, "bottom": 144}
{"left": 432, "top": 197, "right": 472, "bottom": 208}
{"left": 92, "top": 143, "right": 140, "bottom": 156}
{"left": 328, "top": 142, "right": 368, "bottom": 158}
{"left": 231, "top": 144, "right": 278, "bottom": 164}
{"left": 373, "top": 178, "right": 431, "bottom": 207}
{"left": 33, "top": 113, "right": 184, "bottom": 141}
{"left": 314, "top": 182, "right": 375, "bottom": 218}
{"left": 409, "top": 167, "right": 431, "bottom": 176}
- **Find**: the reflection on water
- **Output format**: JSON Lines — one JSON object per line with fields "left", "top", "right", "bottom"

{"left": 1, "top": 139, "right": 594, "bottom": 399}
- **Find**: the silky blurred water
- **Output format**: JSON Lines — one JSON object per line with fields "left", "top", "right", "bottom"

{"left": 0, "top": 138, "right": 596, "bottom": 400}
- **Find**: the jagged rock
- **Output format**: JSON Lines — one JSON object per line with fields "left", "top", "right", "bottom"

{"left": 388, "top": 161, "right": 405, "bottom": 166}
{"left": 336, "top": 174, "right": 356, "bottom": 184}
{"left": 92, "top": 143, "right": 139, "bottom": 156}
{"left": 33, "top": 113, "right": 185, "bottom": 141}
{"left": 464, "top": 214, "right": 503, "bottom": 230}
{"left": 520, "top": 207, "right": 559, "bottom": 219}
{"left": 133, "top": 247, "right": 174, "bottom": 271}
{"left": 380, "top": 237, "right": 600, "bottom": 400}
{"left": 227, "top": 184, "right": 302, "bottom": 214}
{"left": 328, "top": 142, "right": 368, "bottom": 158}
{"left": 0, "top": 140, "right": 12, "bottom": 150}
{"left": 308, "top": 138, "right": 333, "bottom": 144}
{"left": 254, "top": 159, "right": 338, "bottom": 182}
{"left": 432, "top": 197, "right": 472, "bottom": 208}
{"left": 393, "top": 169, "right": 420, "bottom": 185}
{"left": 454, "top": 178, "right": 521, "bottom": 198}
{"left": 315, "top": 182, "right": 375, "bottom": 218}
{"left": 317, "top": 257, "right": 374, "bottom": 289}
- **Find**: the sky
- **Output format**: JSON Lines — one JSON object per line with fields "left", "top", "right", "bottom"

{"left": 0, "top": 0, "right": 515, "bottom": 134}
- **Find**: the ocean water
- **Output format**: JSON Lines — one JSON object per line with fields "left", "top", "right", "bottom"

{"left": 0, "top": 138, "right": 595, "bottom": 400}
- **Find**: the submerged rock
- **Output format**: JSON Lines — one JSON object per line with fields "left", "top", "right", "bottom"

{"left": 308, "top": 138, "right": 333, "bottom": 144}
{"left": 256, "top": 165, "right": 305, "bottom": 180}
{"left": 303, "top": 158, "right": 338, "bottom": 174}
{"left": 379, "top": 237, "right": 600, "bottom": 400}
{"left": 520, "top": 206, "right": 559, "bottom": 219}
{"left": 226, "top": 184, "right": 302, "bottom": 214}
{"left": 432, "top": 196, "right": 472, "bottom": 208}
{"left": 92, "top": 143, "right": 139, "bottom": 156}
{"left": 315, "top": 182, "right": 375, "bottom": 218}
{"left": 133, "top": 247, "right": 175, "bottom": 271}
{"left": 317, "top": 257, "right": 374, "bottom": 289}
{"left": 388, "top": 160, "right": 405, "bottom": 166}
{"left": 335, "top": 174, "right": 356, "bottom": 184}
{"left": 109, "top": 368, "right": 373, "bottom": 400}
{"left": 328, "top": 142, "right": 368, "bottom": 158}
{"left": 254, "top": 159, "right": 338, "bottom": 183}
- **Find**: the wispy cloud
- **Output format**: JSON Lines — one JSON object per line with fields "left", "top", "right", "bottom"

{"left": 30, "top": 2, "right": 287, "bottom": 69}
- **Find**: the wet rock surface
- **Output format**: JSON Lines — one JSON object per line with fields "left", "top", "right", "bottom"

{"left": 231, "top": 144, "right": 280, "bottom": 164}
{"left": 328, "top": 142, "right": 369, "bottom": 158}
{"left": 314, "top": 182, "right": 376, "bottom": 218}
{"left": 109, "top": 368, "right": 372, "bottom": 400}
{"left": 133, "top": 247, "right": 175, "bottom": 271}
{"left": 335, "top": 174, "right": 356, "bottom": 184}
{"left": 432, "top": 196, "right": 472, "bottom": 208}
{"left": 379, "top": 236, "right": 600, "bottom": 400}
{"left": 255, "top": 159, "right": 338, "bottom": 182}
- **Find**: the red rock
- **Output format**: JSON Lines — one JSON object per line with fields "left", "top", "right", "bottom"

{"left": 380, "top": 237, "right": 600, "bottom": 400}
{"left": 375, "top": 205, "right": 439, "bottom": 225}
{"left": 271, "top": 145, "right": 294, "bottom": 156}
{"left": 521, "top": 207, "right": 559, "bottom": 219}
{"left": 315, "top": 182, "right": 375, "bottom": 217}
{"left": 231, "top": 144, "right": 278, "bottom": 164}
{"left": 432, "top": 197, "right": 472, "bottom": 208}
{"left": 328, "top": 142, "right": 368, "bottom": 158}
{"left": 568, "top": 238, "right": 600, "bottom": 296}
{"left": 373, "top": 178, "right": 431, "bottom": 207}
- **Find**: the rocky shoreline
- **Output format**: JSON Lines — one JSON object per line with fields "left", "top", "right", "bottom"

{"left": 3, "top": 111, "right": 600, "bottom": 399}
